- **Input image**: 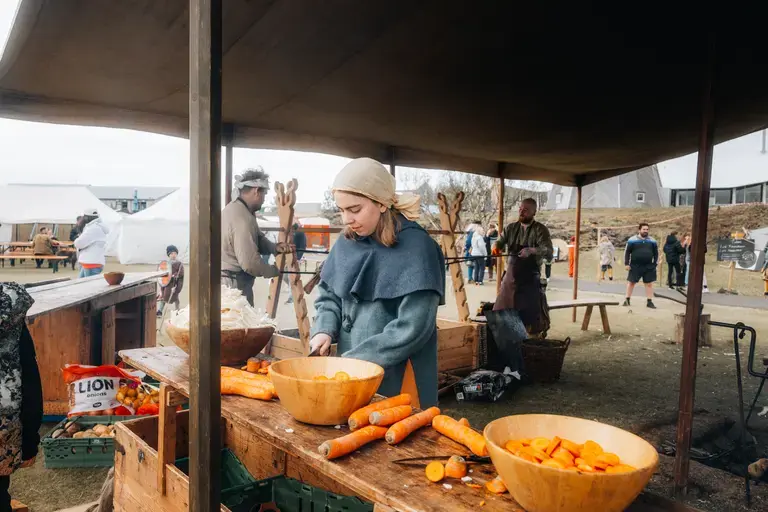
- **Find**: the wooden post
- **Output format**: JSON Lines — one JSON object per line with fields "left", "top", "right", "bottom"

{"left": 727, "top": 261, "right": 735, "bottom": 292}
{"left": 189, "top": 0, "right": 223, "bottom": 509}
{"left": 157, "top": 383, "right": 177, "bottom": 495}
{"left": 572, "top": 185, "right": 582, "bottom": 322}
{"left": 436, "top": 192, "right": 470, "bottom": 322}
{"left": 224, "top": 124, "right": 234, "bottom": 205}
{"left": 497, "top": 175, "right": 505, "bottom": 295}
{"left": 674, "top": 313, "right": 711, "bottom": 347}
{"left": 389, "top": 147, "right": 396, "bottom": 177}
{"left": 101, "top": 306, "right": 116, "bottom": 365}
{"left": 265, "top": 180, "right": 311, "bottom": 354}
{"left": 674, "top": 35, "right": 715, "bottom": 497}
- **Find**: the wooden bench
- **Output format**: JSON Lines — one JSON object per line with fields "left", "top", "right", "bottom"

{"left": 548, "top": 298, "right": 619, "bottom": 334}
{"left": 0, "top": 254, "right": 70, "bottom": 273}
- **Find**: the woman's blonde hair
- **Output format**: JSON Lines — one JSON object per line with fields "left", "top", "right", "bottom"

{"left": 342, "top": 193, "right": 401, "bottom": 247}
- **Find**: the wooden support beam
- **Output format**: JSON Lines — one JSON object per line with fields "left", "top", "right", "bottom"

{"left": 497, "top": 175, "right": 505, "bottom": 295}
{"left": 572, "top": 186, "right": 582, "bottom": 322}
{"left": 189, "top": 0, "right": 222, "bottom": 509}
{"left": 674, "top": 35, "right": 716, "bottom": 497}
{"left": 101, "top": 305, "right": 116, "bottom": 365}
{"left": 437, "top": 192, "right": 470, "bottom": 322}
{"left": 157, "top": 383, "right": 178, "bottom": 495}
{"left": 224, "top": 124, "right": 234, "bottom": 205}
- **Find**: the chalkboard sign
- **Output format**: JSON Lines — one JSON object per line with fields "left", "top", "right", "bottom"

{"left": 716, "top": 238, "right": 756, "bottom": 266}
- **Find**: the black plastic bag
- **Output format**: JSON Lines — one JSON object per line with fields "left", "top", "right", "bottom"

{"left": 453, "top": 370, "right": 508, "bottom": 402}
{"left": 483, "top": 307, "right": 527, "bottom": 375}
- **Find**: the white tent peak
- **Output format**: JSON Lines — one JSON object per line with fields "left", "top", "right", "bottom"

{"left": 0, "top": 183, "right": 120, "bottom": 225}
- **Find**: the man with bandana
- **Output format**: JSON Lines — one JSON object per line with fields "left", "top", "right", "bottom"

{"left": 222, "top": 167, "right": 292, "bottom": 305}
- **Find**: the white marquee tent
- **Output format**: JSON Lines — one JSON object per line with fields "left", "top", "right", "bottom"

{"left": 110, "top": 191, "right": 281, "bottom": 265}
{"left": 0, "top": 184, "right": 120, "bottom": 242}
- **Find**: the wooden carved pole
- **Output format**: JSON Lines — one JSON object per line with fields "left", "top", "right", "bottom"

{"left": 437, "top": 192, "right": 470, "bottom": 322}
{"left": 265, "top": 180, "right": 311, "bottom": 352}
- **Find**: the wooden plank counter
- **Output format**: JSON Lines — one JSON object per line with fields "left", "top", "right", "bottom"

{"left": 26, "top": 272, "right": 163, "bottom": 415}
{"left": 119, "top": 347, "right": 688, "bottom": 512}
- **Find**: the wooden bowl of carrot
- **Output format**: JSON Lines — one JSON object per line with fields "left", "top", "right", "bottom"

{"left": 165, "top": 323, "right": 275, "bottom": 365}
{"left": 269, "top": 357, "right": 384, "bottom": 426}
{"left": 484, "top": 414, "right": 658, "bottom": 512}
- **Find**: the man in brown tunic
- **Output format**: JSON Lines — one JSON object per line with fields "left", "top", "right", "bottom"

{"left": 494, "top": 198, "right": 553, "bottom": 336}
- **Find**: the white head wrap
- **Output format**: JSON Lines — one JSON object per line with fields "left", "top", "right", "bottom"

{"left": 332, "top": 158, "right": 421, "bottom": 221}
{"left": 234, "top": 166, "right": 269, "bottom": 190}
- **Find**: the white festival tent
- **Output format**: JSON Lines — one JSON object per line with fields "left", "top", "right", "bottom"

{"left": 0, "top": 184, "right": 121, "bottom": 241}
{"left": 109, "top": 190, "right": 281, "bottom": 265}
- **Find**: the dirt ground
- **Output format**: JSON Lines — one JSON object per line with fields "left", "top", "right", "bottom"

{"left": 6, "top": 260, "right": 768, "bottom": 511}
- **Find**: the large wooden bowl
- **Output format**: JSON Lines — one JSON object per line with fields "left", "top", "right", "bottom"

{"left": 165, "top": 323, "right": 274, "bottom": 365}
{"left": 484, "top": 414, "right": 658, "bottom": 512}
{"left": 269, "top": 357, "right": 384, "bottom": 425}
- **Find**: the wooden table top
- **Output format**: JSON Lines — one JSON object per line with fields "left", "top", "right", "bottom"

{"left": 119, "top": 346, "right": 683, "bottom": 512}
{"left": 27, "top": 271, "right": 164, "bottom": 319}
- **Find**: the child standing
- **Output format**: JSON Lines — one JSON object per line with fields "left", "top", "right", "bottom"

{"left": 157, "top": 245, "right": 185, "bottom": 316}
{"left": 598, "top": 235, "right": 615, "bottom": 281}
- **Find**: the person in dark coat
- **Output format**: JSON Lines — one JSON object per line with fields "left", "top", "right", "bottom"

{"left": 0, "top": 283, "right": 43, "bottom": 512}
{"left": 286, "top": 224, "right": 308, "bottom": 304}
{"left": 663, "top": 231, "right": 685, "bottom": 289}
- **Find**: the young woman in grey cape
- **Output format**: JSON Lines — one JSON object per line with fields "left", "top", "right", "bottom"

{"left": 309, "top": 158, "right": 445, "bottom": 408}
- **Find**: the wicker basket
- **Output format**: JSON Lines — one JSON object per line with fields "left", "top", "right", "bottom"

{"left": 521, "top": 337, "right": 571, "bottom": 384}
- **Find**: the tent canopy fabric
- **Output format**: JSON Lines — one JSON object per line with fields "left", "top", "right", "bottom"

{"left": 2, "top": 2, "right": 768, "bottom": 186}
{"left": 0, "top": 184, "right": 120, "bottom": 225}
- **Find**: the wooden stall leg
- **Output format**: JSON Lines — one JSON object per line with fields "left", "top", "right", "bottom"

{"left": 102, "top": 306, "right": 116, "bottom": 365}
{"left": 599, "top": 305, "right": 611, "bottom": 335}
{"left": 580, "top": 305, "right": 593, "bottom": 331}
{"left": 142, "top": 293, "right": 157, "bottom": 348}
{"left": 157, "top": 383, "right": 177, "bottom": 495}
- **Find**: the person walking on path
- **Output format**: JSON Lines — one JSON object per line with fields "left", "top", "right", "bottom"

{"left": 463, "top": 224, "right": 476, "bottom": 283}
{"left": 624, "top": 223, "right": 658, "bottom": 309}
{"left": 486, "top": 223, "right": 499, "bottom": 281}
{"left": 567, "top": 235, "right": 576, "bottom": 278}
{"left": 598, "top": 235, "right": 615, "bottom": 281}
{"left": 471, "top": 226, "right": 488, "bottom": 285}
{"left": 285, "top": 223, "right": 308, "bottom": 304}
{"left": 663, "top": 231, "right": 686, "bottom": 290}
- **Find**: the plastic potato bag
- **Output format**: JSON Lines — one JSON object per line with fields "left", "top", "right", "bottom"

{"left": 63, "top": 364, "right": 140, "bottom": 417}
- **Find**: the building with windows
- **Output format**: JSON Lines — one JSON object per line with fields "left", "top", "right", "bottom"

{"left": 660, "top": 130, "right": 768, "bottom": 207}
{"left": 544, "top": 165, "right": 667, "bottom": 210}
{"left": 88, "top": 186, "right": 179, "bottom": 213}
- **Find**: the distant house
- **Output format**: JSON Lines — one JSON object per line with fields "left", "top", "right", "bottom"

{"left": 545, "top": 165, "right": 668, "bottom": 210}
{"left": 88, "top": 186, "right": 179, "bottom": 213}
{"left": 660, "top": 131, "right": 768, "bottom": 207}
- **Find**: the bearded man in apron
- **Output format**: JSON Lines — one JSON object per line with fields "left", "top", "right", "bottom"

{"left": 494, "top": 198, "right": 553, "bottom": 337}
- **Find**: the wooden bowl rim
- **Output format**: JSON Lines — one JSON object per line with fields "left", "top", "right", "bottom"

{"left": 269, "top": 357, "right": 385, "bottom": 385}
{"left": 163, "top": 322, "right": 275, "bottom": 334}
{"left": 483, "top": 413, "right": 659, "bottom": 476}
{"left": 103, "top": 272, "right": 125, "bottom": 277}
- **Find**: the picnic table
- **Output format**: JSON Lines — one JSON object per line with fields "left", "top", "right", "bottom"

{"left": 0, "top": 240, "right": 75, "bottom": 271}
{"left": 26, "top": 272, "right": 164, "bottom": 415}
{"left": 116, "top": 346, "right": 693, "bottom": 512}
{"left": 548, "top": 298, "right": 619, "bottom": 334}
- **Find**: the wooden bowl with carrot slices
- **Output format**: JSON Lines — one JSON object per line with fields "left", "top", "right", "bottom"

{"left": 483, "top": 414, "right": 658, "bottom": 512}
{"left": 269, "top": 357, "right": 384, "bottom": 426}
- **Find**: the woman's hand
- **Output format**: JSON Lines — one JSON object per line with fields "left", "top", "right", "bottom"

{"left": 309, "top": 333, "right": 332, "bottom": 356}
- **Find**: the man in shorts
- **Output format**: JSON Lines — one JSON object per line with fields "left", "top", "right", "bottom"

{"left": 623, "top": 223, "right": 658, "bottom": 309}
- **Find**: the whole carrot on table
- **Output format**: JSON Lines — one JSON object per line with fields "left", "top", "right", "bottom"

{"left": 385, "top": 406, "right": 441, "bottom": 445}
{"left": 432, "top": 415, "right": 488, "bottom": 456}
{"left": 369, "top": 405, "right": 413, "bottom": 426}
{"left": 318, "top": 425, "right": 388, "bottom": 460}
{"left": 347, "top": 394, "right": 411, "bottom": 430}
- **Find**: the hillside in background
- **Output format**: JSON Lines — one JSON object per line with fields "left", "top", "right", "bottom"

{"left": 537, "top": 204, "right": 768, "bottom": 247}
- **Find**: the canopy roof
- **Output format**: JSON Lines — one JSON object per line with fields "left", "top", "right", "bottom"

{"left": 2, "top": 2, "right": 768, "bottom": 186}
{"left": 0, "top": 184, "right": 121, "bottom": 225}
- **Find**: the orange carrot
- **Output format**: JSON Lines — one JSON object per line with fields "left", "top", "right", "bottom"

{"left": 220, "top": 378, "right": 274, "bottom": 400}
{"left": 318, "top": 425, "right": 388, "bottom": 460}
{"left": 385, "top": 407, "right": 441, "bottom": 444}
{"left": 458, "top": 418, "right": 470, "bottom": 427}
{"left": 246, "top": 359, "right": 260, "bottom": 373}
{"left": 348, "top": 394, "right": 411, "bottom": 430}
{"left": 369, "top": 405, "right": 413, "bottom": 426}
{"left": 221, "top": 366, "right": 270, "bottom": 382}
{"left": 425, "top": 461, "right": 445, "bottom": 482}
{"left": 485, "top": 476, "right": 507, "bottom": 494}
{"left": 445, "top": 455, "right": 468, "bottom": 478}
{"left": 432, "top": 415, "right": 488, "bottom": 456}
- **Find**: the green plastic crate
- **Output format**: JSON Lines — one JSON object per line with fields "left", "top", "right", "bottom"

{"left": 41, "top": 415, "right": 139, "bottom": 469}
{"left": 175, "top": 449, "right": 256, "bottom": 491}
{"left": 223, "top": 477, "right": 373, "bottom": 512}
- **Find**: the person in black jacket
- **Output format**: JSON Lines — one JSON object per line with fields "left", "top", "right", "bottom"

{"left": 663, "top": 231, "right": 685, "bottom": 290}
{"left": 285, "top": 224, "right": 308, "bottom": 304}
{"left": 0, "top": 283, "right": 43, "bottom": 512}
